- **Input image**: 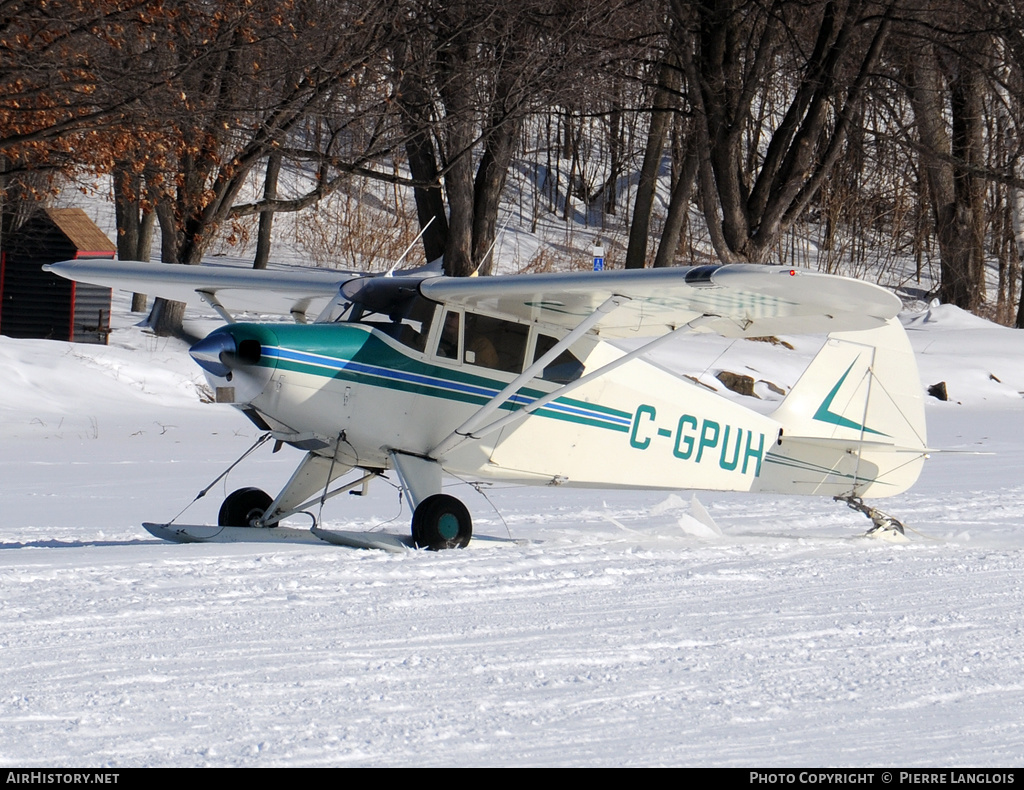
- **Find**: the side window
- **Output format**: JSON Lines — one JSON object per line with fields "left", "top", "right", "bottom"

{"left": 435, "top": 310, "right": 461, "bottom": 360}
{"left": 464, "top": 314, "right": 528, "bottom": 374}
{"left": 533, "top": 334, "right": 584, "bottom": 384}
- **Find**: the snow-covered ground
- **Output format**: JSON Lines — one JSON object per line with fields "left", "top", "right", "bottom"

{"left": 2, "top": 296, "right": 1024, "bottom": 767}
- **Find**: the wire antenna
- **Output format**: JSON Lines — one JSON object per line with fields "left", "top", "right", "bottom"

{"left": 387, "top": 216, "right": 436, "bottom": 276}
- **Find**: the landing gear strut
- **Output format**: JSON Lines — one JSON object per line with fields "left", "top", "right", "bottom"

{"left": 389, "top": 451, "right": 472, "bottom": 550}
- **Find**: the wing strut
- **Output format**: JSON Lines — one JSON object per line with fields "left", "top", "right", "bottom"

{"left": 431, "top": 314, "right": 720, "bottom": 459}
{"left": 198, "top": 290, "right": 236, "bottom": 324}
{"left": 429, "top": 295, "right": 629, "bottom": 458}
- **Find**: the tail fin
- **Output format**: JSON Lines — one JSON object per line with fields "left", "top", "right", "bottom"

{"left": 760, "top": 317, "right": 927, "bottom": 498}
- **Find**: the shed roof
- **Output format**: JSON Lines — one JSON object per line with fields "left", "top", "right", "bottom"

{"left": 45, "top": 208, "right": 115, "bottom": 254}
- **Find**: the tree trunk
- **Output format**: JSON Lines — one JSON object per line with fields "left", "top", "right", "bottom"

{"left": 472, "top": 118, "right": 521, "bottom": 276}
{"left": 1012, "top": 186, "right": 1024, "bottom": 327}
{"left": 625, "top": 59, "right": 680, "bottom": 269}
{"left": 441, "top": 113, "right": 476, "bottom": 278}
{"left": 253, "top": 151, "right": 281, "bottom": 270}
{"left": 908, "top": 43, "right": 985, "bottom": 312}
{"left": 653, "top": 132, "right": 698, "bottom": 268}
{"left": 130, "top": 206, "right": 155, "bottom": 312}
{"left": 405, "top": 126, "right": 449, "bottom": 264}
{"left": 950, "top": 51, "right": 987, "bottom": 307}
{"left": 604, "top": 91, "right": 623, "bottom": 216}
{"left": 112, "top": 164, "right": 156, "bottom": 312}
{"left": 147, "top": 198, "right": 191, "bottom": 339}
{"left": 396, "top": 47, "right": 449, "bottom": 264}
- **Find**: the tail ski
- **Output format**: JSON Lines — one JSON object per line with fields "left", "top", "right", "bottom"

{"left": 760, "top": 317, "right": 927, "bottom": 498}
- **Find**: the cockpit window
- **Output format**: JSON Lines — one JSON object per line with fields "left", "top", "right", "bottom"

{"left": 533, "top": 333, "right": 584, "bottom": 383}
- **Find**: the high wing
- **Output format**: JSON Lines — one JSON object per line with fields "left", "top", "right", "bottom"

{"left": 420, "top": 264, "right": 900, "bottom": 338}
{"left": 44, "top": 259, "right": 355, "bottom": 322}
{"left": 46, "top": 258, "right": 900, "bottom": 339}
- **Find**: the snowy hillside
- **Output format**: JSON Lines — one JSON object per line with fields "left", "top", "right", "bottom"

{"left": 2, "top": 291, "right": 1024, "bottom": 767}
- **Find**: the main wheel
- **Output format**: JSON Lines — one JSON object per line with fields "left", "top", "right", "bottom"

{"left": 411, "top": 494, "right": 472, "bottom": 550}
{"left": 218, "top": 487, "right": 274, "bottom": 527}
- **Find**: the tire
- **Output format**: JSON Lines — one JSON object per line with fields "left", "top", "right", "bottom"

{"left": 218, "top": 487, "right": 274, "bottom": 527}
{"left": 411, "top": 494, "right": 472, "bottom": 550}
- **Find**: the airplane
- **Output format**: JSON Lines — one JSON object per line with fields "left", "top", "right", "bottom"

{"left": 44, "top": 257, "right": 928, "bottom": 549}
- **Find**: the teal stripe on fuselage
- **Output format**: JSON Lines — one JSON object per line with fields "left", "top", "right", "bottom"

{"left": 254, "top": 323, "right": 632, "bottom": 433}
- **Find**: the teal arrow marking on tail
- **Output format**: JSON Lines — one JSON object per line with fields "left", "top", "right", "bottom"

{"left": 813, "top": 361, "right": 888, "bottom": 437}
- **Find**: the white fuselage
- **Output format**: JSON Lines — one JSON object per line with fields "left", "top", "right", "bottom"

{"left": 212, "top": 319, "right": 784, "bottom": 494}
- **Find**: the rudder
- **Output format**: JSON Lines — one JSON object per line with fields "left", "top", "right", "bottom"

{"left": 760, "top": 317, "right": 927, "bottom": 498}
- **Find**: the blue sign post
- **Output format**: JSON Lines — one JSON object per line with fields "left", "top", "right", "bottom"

{"left": 592, "top": 239, "right": 605, "bottom": 272}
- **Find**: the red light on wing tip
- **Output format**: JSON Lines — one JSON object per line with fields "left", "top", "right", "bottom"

{"left": 788, "top": 269, "right": 797, "bottom": 276}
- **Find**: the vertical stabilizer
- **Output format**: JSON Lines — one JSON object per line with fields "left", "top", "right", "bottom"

{"left": 760, "top": 317, "right": 927, "bottom": 498}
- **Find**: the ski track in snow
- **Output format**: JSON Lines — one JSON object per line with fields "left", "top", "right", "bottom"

{"left": 2, "top": 305, "right": 1024, "bottom": 766}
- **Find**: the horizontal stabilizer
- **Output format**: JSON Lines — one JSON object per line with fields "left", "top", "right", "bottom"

{"left": 780, "top": 435, "right": 935, "bottom": 454}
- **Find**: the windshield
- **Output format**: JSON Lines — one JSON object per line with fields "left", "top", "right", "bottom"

{"left": 328, "top": 277, "right": 438, "bottom": 353}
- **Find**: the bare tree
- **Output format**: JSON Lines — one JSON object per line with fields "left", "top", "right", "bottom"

{"left": 390, "top": 0, "right": 641, "bottom": 276}
{"left": 0, "top": 0, "right": 175, "bottom": 253}
{"left": 673, "top": 0, "right": 894, "bottom": 263}
{"left": 979, "top": 0, "right": 1024, "bottom": 324}
{"left": 0, "top": 0, "right": 167, "bottom": 169}
{"left": 137, "top": 0, "right": 399, "bottom": 335}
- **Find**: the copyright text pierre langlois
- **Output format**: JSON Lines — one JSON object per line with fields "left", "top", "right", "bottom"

{"left": 750, "top": 774, "right": 1016, "bottom": 785}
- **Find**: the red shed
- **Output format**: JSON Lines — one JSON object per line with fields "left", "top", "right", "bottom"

{"left": 0, "top": 208, "right": 115, "bottom": 344}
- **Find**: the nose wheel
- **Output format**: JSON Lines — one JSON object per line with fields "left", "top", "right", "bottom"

{"left": 412, "top": 494, "right": 472, "bottom": 550}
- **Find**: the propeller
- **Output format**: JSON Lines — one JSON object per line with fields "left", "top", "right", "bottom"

{"left": 189, "top": 330, "right": 261, "bottom": 377}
